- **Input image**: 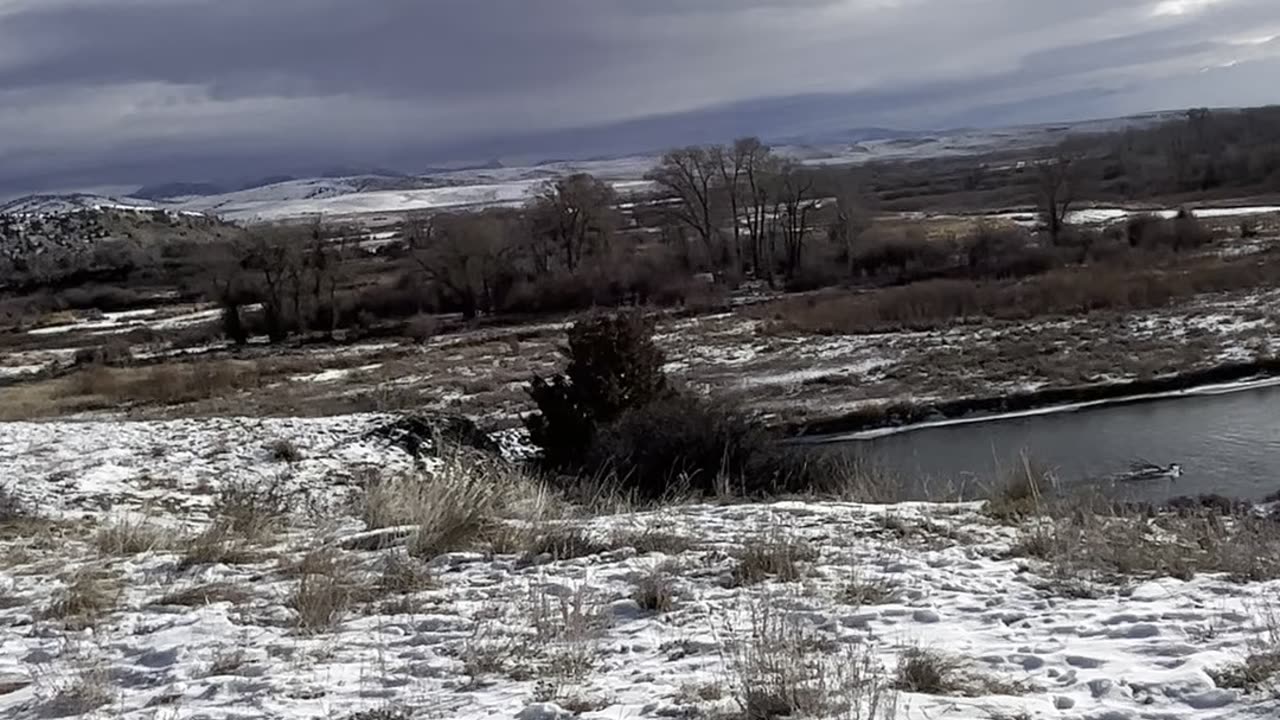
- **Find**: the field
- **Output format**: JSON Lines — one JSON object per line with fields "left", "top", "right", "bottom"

{"left": 3, "top": 207, "right": 1280, "bottom": 434}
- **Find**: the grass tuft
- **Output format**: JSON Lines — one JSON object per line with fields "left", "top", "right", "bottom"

{"left": 731, "top": 531, "right": 818, "bottom": 587}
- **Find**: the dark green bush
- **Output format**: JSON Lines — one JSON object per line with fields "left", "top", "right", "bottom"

{"left": 526, "top": 312, "right": 669, "bottom": 469}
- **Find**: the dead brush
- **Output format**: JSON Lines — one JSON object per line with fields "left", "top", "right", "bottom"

{"left": 1023, "top": 507, "right": 1280, "bottom": 583}
{"left": 527, "top": 584, "right": 608, "bottom": 686}
{"left": 608, "top": 527, "right": 695, "bottom": 556}
{"left": 841, "top": 571, "right": 901, "bottom": 608}
{"left": 358, "top": 447, "right": 553, "bottom": 561}
{"left": 1207, "top": 601, "right": 1280, "bottom": 694}
{"left": 377, "top": 550, "right": 436, "bottom": 594}
{"left": 514, "top": 524, "right": 612, "bottom": 564}
{"left": 41, "top": 665, "right": 113, "bottom": 718}
{"left": 41, "top": 567, "right": 118, "bottom": 627}
{"left": 984, "top": 453, "right": 1054, "bottom": 522}
{"left": 632, "top": 566, "right": 677, "bottom": 613}
{"left": 287, "top": 549, "right": 356, "bottom": 633}
{"left": 892, "top": 647, "right": 1033, "bottom": 697}
{"left": 93, "top": 515, "right": 172, "bottom": 556}
{"left": 176, "top": 522, "right": 260, "bottom": 571}
{"left": 211, "top": 476, "right": 292, "bottom": 541}
{"left": 728, "top": 600, "right": 897, "bottom": 720}
{"left": 731, "top": 530, "right": 818, "bottom": 587}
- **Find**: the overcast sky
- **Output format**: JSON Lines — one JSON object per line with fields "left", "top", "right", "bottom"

{"left": 0, "top": 0, "right": 1277, "bottom": 193}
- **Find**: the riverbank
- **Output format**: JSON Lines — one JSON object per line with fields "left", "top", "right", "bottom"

{"left": 789, "top": 356, "right": 1280, "bottom": 440}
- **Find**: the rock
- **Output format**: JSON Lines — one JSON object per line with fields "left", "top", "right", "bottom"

{"left": 912, "top": 609, "right": 941, "bottom": 623}
{"left": 1053, "top": 695, "right": 1075, "bottom": 710}
{"left": 1185, "top": 688, "right": 1237, "bottom": 709}
{"left": 1088, "top": 678, "right": 1114, "bottom": 698}
{"left": 366, "top": 414, "right": 500, "bottom": 458}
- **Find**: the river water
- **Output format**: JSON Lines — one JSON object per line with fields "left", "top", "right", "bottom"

{"left": 832, "top": 382, "right": 1280, "bottom": 503}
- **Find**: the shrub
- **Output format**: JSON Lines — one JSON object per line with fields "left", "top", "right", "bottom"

{"left": 267, "top": 438, "right": 303, "bottom": 463}
{"left": 851, "top": 229, "right": 955, "bottom": 284}
{"left": 962, "top": 224, "right": 1059, "bottom": 279}
{"left": 527, "top": 312, "right": 669, "bottom": 469}
{"left": 1126, "top": 212, "right": 1213, "bottom": 251}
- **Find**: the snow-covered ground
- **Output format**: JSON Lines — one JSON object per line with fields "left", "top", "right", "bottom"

{"left": 3, "top": 416, "right": 1279, "bottom": 719}
{"left": 993, "top": 205, "right": 1280, "bottom": 227}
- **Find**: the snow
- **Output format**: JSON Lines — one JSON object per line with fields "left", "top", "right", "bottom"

{"left": 3, "top": 416, "right": 1280, "bottom": 719}
{"left": 997, "top": 205, "right": 1280, "bottom": 228}
{"left": 290, "top": 364, "right": 383, "bottom": 384}
{"left": 146, "top": 169, "right": 659, "bottom": 222}
{"left": 0, "top": 364, "right": 44, "bottom": 379}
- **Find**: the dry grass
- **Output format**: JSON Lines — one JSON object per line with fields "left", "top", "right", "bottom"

{"left": 731, "top": 531, "right": 818, "bottom": 587}
{"left": 631, "top": 566, "right": 677, "bottom": 613}
{"left": 93, "top": 515, "right": 172, "bottom": 556}
{"left": 984, "top": 453, "right": 1055, "bottom": 522}
{"left": 892, "top": 648, "right": 1032, "bottom": 697}
{"left": 358, "top": 448, "right": 554, "bottom": 561}
{"left": 1009, "top": 506, "right": 1280, "bottom": 583}
{"left": 41, "top": 568, "right": 118, "bottom": 627}
{"left": 210, "top": 477, "right": 291, "bottom": 541}
{"left": 41, "top": 666, "right": 113, "bottom": 718}
{"left": 514, "top": 525, "right": 612, "bottom": 564}
{"left": 176, "top": 523, "right": 261, "bottom": 571}
{"left": 759, "top": 253, "right": 1280, "bottom": 335}
{"left": 608, "top": 528, "right": 695, "bottom": 555}
{"left": 63, "top": 360, "right": 263, "bottom": 406}
{"left": 729, "top": 601, "right": 897, "bottom": 719}
{"left": 841, "top": 571, "right": 901, "bottom": 608}
{"left": 287, "top": 549, "right": 356, "bottom": 633}
{"left": 377, "top": 550, "right": 436, "bottom": 594}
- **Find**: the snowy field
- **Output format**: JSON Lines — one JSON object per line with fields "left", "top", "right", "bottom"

{"left": 3, "top": 416, "right": 1280, "bottom": 719}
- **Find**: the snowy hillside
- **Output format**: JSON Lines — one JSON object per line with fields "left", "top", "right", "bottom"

{"left": 0, "top": 194, "right": 159, "bottom": 217}
{"left": 2, "top": 415, "right": 1280, "bottom": 719}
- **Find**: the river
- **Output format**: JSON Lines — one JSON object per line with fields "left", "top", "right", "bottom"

{"left": 832, "top": 382, "right": 1280, "bottom": 503}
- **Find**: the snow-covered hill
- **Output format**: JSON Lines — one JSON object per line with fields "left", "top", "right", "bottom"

{"left": 0, "top": 193, "right": 159, "bottom": 217}
{"left": 1, "top": 112, "right": 1176, "bottom": 224}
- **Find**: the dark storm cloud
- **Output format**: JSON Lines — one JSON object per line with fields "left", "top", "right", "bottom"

{"left": 0, "top": 0, "right": 1277, "bottom": 193}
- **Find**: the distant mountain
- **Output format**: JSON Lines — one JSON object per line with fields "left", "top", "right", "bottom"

{"left": 133, "top": 182, "right": 228, "bottom": 200}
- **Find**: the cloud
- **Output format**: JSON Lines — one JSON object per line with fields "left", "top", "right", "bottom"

{"left": 0, "top": 0, "right": 1277, "bottom": 192}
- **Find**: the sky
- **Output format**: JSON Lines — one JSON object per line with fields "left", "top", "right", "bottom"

{"left": 0, "top": 0, "right": 1277, "bottom": 194}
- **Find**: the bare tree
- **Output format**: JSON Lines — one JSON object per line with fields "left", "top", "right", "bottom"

{"left": 242, "top": 226, "right": 307, "bottom": 342}
{"left": 740, "top": 141, "right": 781, "bottom": 277}
{"left": 409, "top": 212, "right": 514, "bottom": 320}
{"left": 526, "top": 173, "right": 619, "bottom": 272}
{"left": 646, "top": 147, "right": 722, "bottom": 265}
{"left": 776, "top": 163, "right": 820, "bottom": 276}
{"left": 1037, "top": 143, "right": 1087, "bottom": 243}
{"left": 828, "top": 180, "right": 873, "bottom": 279}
